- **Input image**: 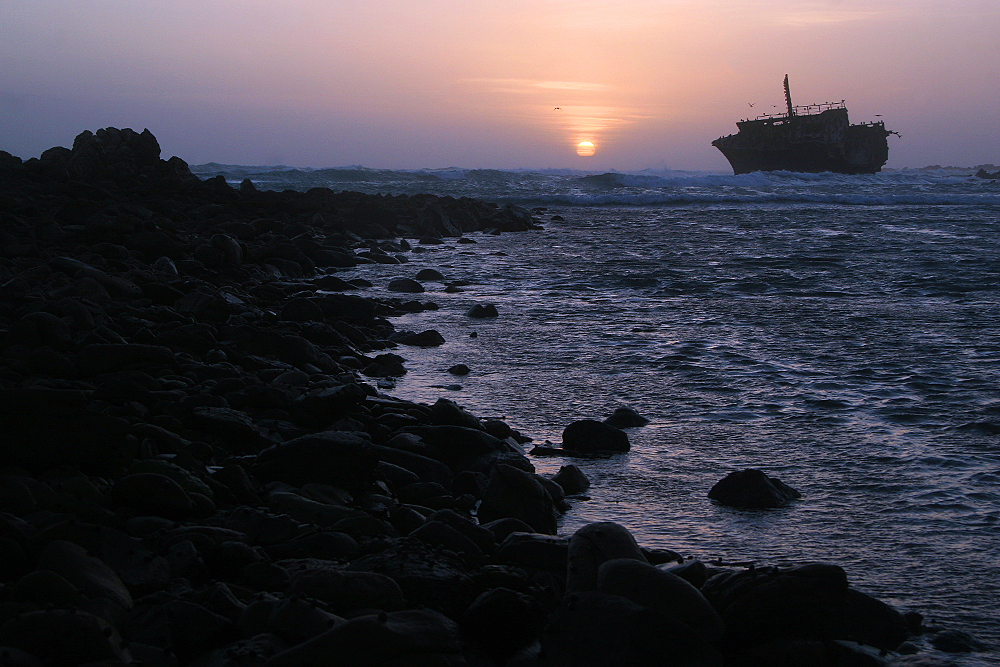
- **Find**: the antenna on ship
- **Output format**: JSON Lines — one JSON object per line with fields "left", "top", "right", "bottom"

{"left": 784, "top": 74, "right": 794, "bottom": 117}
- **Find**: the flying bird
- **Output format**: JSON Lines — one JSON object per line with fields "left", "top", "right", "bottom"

{"left": 748, "top": 102, "right": 754, "bottom": 107}
{"left": 554, "top": 107, "right": 561, "bottom": 110}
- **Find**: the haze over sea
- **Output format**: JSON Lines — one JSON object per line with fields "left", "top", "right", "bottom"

{"left": 199, "top": 164, "right": 1000, "bottom": 664}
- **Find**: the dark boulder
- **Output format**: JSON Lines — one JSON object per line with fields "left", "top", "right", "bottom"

{"left": 552, "top": 464, "right": 591, "bottom": 495}
{"left": 252, "top": 430, "right": 379, "bottom": 495}
{"left": 400, "top": 424, "right": 511, "bottom": 472}
{"left": 478, "top": 464, "right": 558, "bottom": 534}
{"left": 415, "top": 268, "right": 445, "bottom": 280}
{"left": 466, "top": 303, "right": 499, "bottom": 318}
{"left": 387, "top": 278, "right": 425, "bottom": 293}
{"left": 596, "top": 558, "right": 725, "bottom": 642}
{"left": 708, "top": 469, "right": 801, "bottom": 509}
{"left": 285, "top": 567, "right": 405, "bottom": 615}
{"left": 562, "top": 419, "right": 630, "bottom": 454}
{"left": 427, "top": 397, "right": 483, "bottom": 430}
{"left": 701, "top": 563, "right": 909, "bottom": 652}
{"left": 347, "top": 540, "right": 471, "bottom": 614}
{"left": 462, "top": 587, "right": 544, "bottom": 660}
{"left": 109, "top": 472, "right": 195, "bottom": 520}
{"left": 567, "top": 522, "right": 647, "bottom": 593}
{"left": 496, "top": 532, "right": 569, "bottom": 572}
{"left": 603, "top": 406, "right": 650, "bottom": 428}
{"left": 263, "top": 608, "right": 463, "bottom": 667}
{"left": 0, "top": 609, "right": 130, "bottom": 666}
{"left": 540, "top": 591, "right": 723, "bottom": 667}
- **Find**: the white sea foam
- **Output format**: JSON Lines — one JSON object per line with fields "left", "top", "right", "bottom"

{"left": 193, "top": 163, "right": 999, "bottom": 207}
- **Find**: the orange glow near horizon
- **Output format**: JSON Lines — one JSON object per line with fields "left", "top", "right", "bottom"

{"left": 1, "top": 1, "right": 998, "bottom": 169}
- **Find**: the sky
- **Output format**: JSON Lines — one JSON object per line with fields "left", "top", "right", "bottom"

{"left": 2, "top": 0, "right": 998, "bottom": 171}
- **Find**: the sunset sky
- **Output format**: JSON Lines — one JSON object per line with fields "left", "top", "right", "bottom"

{"left": 2, "top": 1, "right": 998, "bottom": 171}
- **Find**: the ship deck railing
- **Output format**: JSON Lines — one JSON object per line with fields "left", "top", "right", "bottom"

{"left": 745, "top": 100, "right": 847, "bottom": 122}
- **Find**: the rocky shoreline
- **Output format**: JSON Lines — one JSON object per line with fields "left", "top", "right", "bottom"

{"left": 0, "top": 128, "right": 972, "bottom": 666}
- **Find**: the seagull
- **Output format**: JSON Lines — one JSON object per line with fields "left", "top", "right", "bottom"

{"left": 554, "top": 107, "right": 561, "bottom": 110}
{"left": 748, "top": 102, "right": 754, "bottom": 107}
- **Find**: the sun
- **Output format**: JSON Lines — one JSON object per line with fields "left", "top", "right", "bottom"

{"left": 576, "top": 141, "right": 596, "bottom": 157}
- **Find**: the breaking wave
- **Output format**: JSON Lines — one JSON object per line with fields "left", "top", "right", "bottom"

{"left": 191, "top": 163, "right": 1000, "bottom": 208}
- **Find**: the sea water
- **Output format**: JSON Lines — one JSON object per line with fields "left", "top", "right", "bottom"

{"left": 199, "top": 165, "right": 1000, "bottom": 663}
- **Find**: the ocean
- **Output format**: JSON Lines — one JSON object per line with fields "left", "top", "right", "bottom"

{"left": 198, "top": 164, "right": 1000, "bottom": 664}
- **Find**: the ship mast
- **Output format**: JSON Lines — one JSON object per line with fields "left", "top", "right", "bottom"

{"left": 784, "top": 74, "right": 794, "bottom": 117}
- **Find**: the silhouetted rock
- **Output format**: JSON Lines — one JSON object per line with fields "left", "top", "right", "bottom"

{"left": 478, "top": 464, "right": 558, "bottom": 534}
{"left": 387, "top": 277, "right": 425, "bottom": 293}
{"left": 702, "top": 562, "right": 909, "bottom": 652}
{"left": 466, "top": 303, "right": 499, "bottom": 318}
{"left": 708, "top": 469, "right": 801, "bottom": 508}
{"left": 541, "top": 590, "right": 723, "bottom": 667}
{"left": 567, "top": 522, "right": 647, "bottom": 593}
{"left": 562, "top": 419, "right": 631, "bottom": 454}
{"left": 603, "top": 406, "right": 650, "bottom": 428}
{"left": 552, "top": 464, "right": 591, "bottom": 495}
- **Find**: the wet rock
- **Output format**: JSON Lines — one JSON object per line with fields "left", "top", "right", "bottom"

{"left": 567, "top": 522, "right": 647, "bottom": 593}
{"left": 410, "top": 520, "right": 486, "bottom": 566}
{"left": 596, "top": 557, "right": 725, "bottom": 642}
{"left": 368, "top": 444, "right": 454, "bottom": 486}
{"left": 427, "top": 508, "right": 495, "bottom": 553}
{"left": 497, "top": 532, "right": 569, "bottom": 572}
{"left": 263, "top": 598, "right": 343, "bottom": 646}
{"left": 279, "top": 296, "right": 323, "bottom": 322}
{"left": 224, "top": 506, "right": 300, "bottom": 546}
{"left": 415, "top": 268, "right": 445, "bottom": 280}
{"left": 552, "top": 464, "right": 591, "bottom": 495}
{"left": 394, "top": 329, "right": 445, "bottom": 346}
{"left": 128, "top": 599, "right": 235, "bottom": 663}
{"left": 96, "top": 526, "right": 171, "bottom": 597}
{"left": 603, "top": 406, "right": 650, "bottom": 428}
{"left": 77, "top": 343, "right": 176, "bottom": 376}
{"left": 348, "top": 540, "right": 471, "bottom": 614}
{"left": 478, "top": 464, "right": 558, "bottom": 534}
{"left": 265, "top": 491, "right": 366, "bottom": 529}
{"left": 701, "top": 563, "right": 909, "bottom": 652}
{"left": 110, "top": 472, "right": 195, "bottom": 520}
{"left": 266, "top": 531, "right": 361, "bottom": 562}
{"left": 540, "top": 590, "right": 723, "bottom": 667}
{"left": 562, "top": 419, "right": 631, "bottom": 454}
{"left": 447, "top": 363, "right": 470, "bottom": 375}
{"left": 427, "top": 397, "right": 483, "bottom": 430}
{"left": 466, "top": 303, "right": 498, "bottom": 318}
{"left": 659, "top": 559, "right": 710, "bottom": 589}
{"left": 6, "top": 311, "right": 73, "bottom": 349}
{"left": 9, "top": 569, "right": 84, "bottom": 607}
{"left": 725, "top": 638, "right": 888, "bottom": 667}
{"left": 0, "top": 389, "right": 133, "bottom": 474}
{"left": 481, "top": 517, "right": 535, "bottom": 544}
{"left": 263, "top": 608, "right": 463, "bottom": 667}
{"left": 463, "top": 587, "right": 543, "bottom": 660}
{"left": 189, "top": 633, "right": 288, "bottom": 667}
{"left": 387, "top": 278, "right": 425, "bottom": 293}
{"left": 252, "top": 430, "right": 379, "bottom": 495}
{"left": 0, "top": 608, "right": 131, "bottom": 666}
{"left": 36, "top": 539, "right": 133, "bottom": 609}
{"left": 707, "top": 469, "right": 801, "bottom": 509}
{"left": 929, "top": 628, "right": 988, "bottom": 653}
{"left": 400, "top": 424, "right": 511, "bottom": 473}
{"left": 286, "top": 567, "right": 405, "bottom": 615}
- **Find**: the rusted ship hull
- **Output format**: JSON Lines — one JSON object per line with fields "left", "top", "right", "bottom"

{"left": 713, "top": 125, "right": 890, "bottom": 175}
{"left": 713, "top": 76, "right": 892, "bottom": 175}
